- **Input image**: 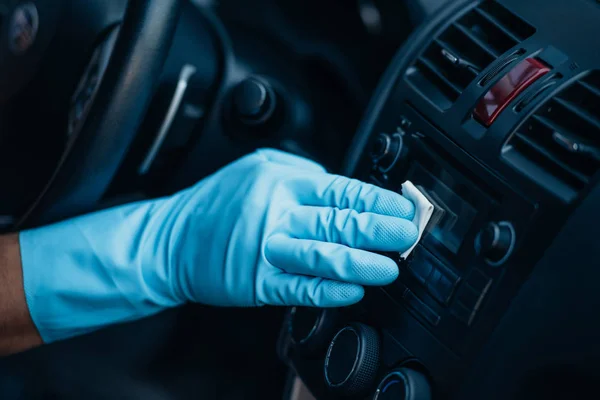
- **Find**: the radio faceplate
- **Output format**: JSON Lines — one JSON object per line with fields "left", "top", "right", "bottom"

{"left": 359, "top": 107, "right": 536, "bottom": 359}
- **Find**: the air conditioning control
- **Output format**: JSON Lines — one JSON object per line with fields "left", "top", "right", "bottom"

{"left": 373, "top": 368, "right": 432, "bottom": 400}
{"left": 288, "top": 307, "right": 337, "bottom": 356}
{"left": 475, "top": 221, "right": 516, "bottom": 267}
{"left": 370, "top": 133, "right": 403, "bottom": 172}
{"left": 324, "top": 323, "right": 381, "bottom": 397}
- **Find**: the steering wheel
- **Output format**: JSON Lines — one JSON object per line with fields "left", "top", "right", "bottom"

{"left": 0, "top": 0, "right": 182, "bottom": 227}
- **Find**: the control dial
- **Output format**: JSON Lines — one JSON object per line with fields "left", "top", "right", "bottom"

{"left": 370, "top": 133, "right": 403, "bottom": 172}
{"left": 475, "top": 221, "right": 516, "bottom": 266}
{"left": 231, "top": 77, "right": 277, "bottom": 126}
{"left": 324, "top": 323, "right": 381, "bottom": 396}
{"left": 373, "top": 368, "right": 432, "bottom": 400}
{"left": 288, "top": 307, "right": 337, "bottom": 356}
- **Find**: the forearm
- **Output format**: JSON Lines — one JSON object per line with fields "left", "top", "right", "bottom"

{"left": 19, "top": 200, "right": 180, "bottom": 344}
{"left": 0, "top": 201, "right": 179, "bottom": 351}
{"left": 0, "top": 234, "right": 42, "bottom": 355}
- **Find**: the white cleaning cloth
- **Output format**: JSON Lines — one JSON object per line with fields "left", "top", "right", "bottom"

{"left": 400, "top": 181, "right": 434, "bottom": 259}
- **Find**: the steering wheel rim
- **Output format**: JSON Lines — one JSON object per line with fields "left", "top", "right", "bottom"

{"left": 16, "top": 0, "right": 182, "bottom": 228}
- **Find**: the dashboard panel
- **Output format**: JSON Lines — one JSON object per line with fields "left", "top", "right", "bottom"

{"left": 279, "top": 0, "right": 600, "bottom": 398}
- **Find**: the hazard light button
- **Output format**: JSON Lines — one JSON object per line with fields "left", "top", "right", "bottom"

{"left": 474, "top": 58, "right": 550, "bottom": 127}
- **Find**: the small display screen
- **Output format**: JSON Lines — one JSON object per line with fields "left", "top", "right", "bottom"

{"left": 406, "top": 163, "right": 477, "bottom": 255}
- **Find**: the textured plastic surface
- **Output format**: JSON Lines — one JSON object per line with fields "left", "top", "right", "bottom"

{"left": 373, "top": 368, "right": 432, "bottom": 400}
{"left": 324, "top": 323, "right": 381, "bottom": 396}
{"left": 20, "top": 149, "right": 419, "bottom": 342}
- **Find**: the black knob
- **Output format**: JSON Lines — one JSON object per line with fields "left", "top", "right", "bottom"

{"left": 373, "top": 368, "right": 432, "bottom": 400}
{"left": 324, "top": 323, "right": 380, "bottom": 397}
{"left": 231, "top": 77, "right": 276, "bottom": 126}
{"left": 288, "top": 307, "right": 337, "bottom": 356}
{"left": 476, "top": 221, "right": 515, "bottom": 266}
{"left": 371, "top": 134, "right": 391, "bottom": 160}
{"left": 370, "top": 133, "right": 403, "bottom": 172}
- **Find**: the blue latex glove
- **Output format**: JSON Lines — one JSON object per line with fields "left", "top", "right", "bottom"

{"left": 20, "top": 149, "right": 418, "bottom": 342}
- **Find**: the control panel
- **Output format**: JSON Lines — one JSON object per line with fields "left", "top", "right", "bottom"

{"left": 279, "top": 0, "right": 600, "bottom": 398}
{"left": 361, "top": 110, "right": 537, "bottom": 356}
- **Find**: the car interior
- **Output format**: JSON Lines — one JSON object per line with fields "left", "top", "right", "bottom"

{"left": 1, "top": 0, "right": 600, "bottom": 398}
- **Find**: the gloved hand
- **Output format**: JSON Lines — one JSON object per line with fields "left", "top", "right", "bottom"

{"left": 20, "top": 149, "right": 418, "bottom": 342}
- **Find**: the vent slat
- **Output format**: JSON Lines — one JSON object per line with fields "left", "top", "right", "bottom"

{"left": 578, "top": 80, "right": 600, "bottom": 99}
{"left": 434, "top": 38, "right": 460, "bottom": 56}
{"left": 434, "top": 38, "right": 468, "bottom": 65}
{"left": 531, "top": 114, "right": 567, "bottom": 136}
{"left": 553, "top": 97, "right": 600, "bottom": 132}
{"left": 513, "top": 133, "right": 590, "bottom": 184}
{"left": 452, "top": 22, "right": 501, "bottom": 59}
{"left": 434, "top": 38, "right": 486, "bottom": 78}
{"left": 504, "top": 71, "right": 600, "bottom": 199}
{"left": 406, "top": 1, "right": 536, "bottom": 110}
{"left": 418, "top": 57, "right": 463, "bottom": 95}
{"left": 472, "top": 7, "right": 522, "bottom": 44}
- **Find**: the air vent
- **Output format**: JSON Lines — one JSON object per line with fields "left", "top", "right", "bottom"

{"left": 406, "top": 1, "right": 536, "bottom": 110}
{"left": 503, "top": 71, "right": 600, "bottom": 201}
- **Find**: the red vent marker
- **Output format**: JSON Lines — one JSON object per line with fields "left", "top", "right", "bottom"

{"left": 474, "top": 58, "right": 550, "bottom": 127}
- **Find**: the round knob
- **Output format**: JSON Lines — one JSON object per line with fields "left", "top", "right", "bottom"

{"left": 475, "top": 221, "right": 516, "bottom": 266}
{"left": 324, "top": 323, "right": 380, "bottom": 396}
{"left": 231, "top": 77, "right": 276, "bottom": 126}
{"left": 373, "top": 368, "right": 432, "bottom": 400}
{"left": 288, "top": 307, "right": 337, "bottom": 356}
{"left": 371, "top": 133, "right": 391, "bottom": 160}
{"left": 370, "top": 133, "right": 403, "bottom": 172}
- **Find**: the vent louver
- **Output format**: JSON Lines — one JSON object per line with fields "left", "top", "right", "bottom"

{"left": 406, "top": 1, "right": 536, "bottom": 110}
{"left": 503, "top": 72, "right": 600, "bottom": 201}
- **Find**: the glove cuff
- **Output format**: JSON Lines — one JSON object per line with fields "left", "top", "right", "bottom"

{"left": 20, "top": 201, "right": 181, "bottom": 343}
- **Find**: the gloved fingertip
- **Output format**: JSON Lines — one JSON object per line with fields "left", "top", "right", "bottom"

{"left": 319, "top": 281, "right": 364, "bottom": 307}
{"left": 371, "top": 189, "right": 416, "bottom": 220}
{"left": 402, "top": 198, "right": 417, "bottom": 221}
{"left": 371, "top": 217, "right": 420, "bottom": 252}
{"left": 404, "top": 220, "right": 420, "bottom": 243}
{"left": 347, "top": 251, "right": 399, "bottom": 286}
{"left": 369, "top": 257, "right": 399, "bottom": 286}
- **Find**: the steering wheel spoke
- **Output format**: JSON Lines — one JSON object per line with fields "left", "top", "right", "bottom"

{"left": 15, "top": 0, "right": 183, "bottom": 226}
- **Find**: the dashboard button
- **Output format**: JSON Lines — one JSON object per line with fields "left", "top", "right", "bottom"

{"left": 465, "top": 269, "right": 492, "bottom": 293}
{"left": 456, "top": 284, "right": 480, "bottom": 310}
{"left": 407, "top": 255, "right": 434, "bottom": 286}
{"left": 426, "top": 268, "right": 458, "bottom": 305}
{"left": 453, "top": 271, "right": 493, "bottom": 326}
{"left": 399, "top": 284, "right": 441, "bottom": 326}
{"left": 450, "top": 303, "right": 473, "bottom": 325}
{"left": 474, "top": 58, "right": 550, "bottom": 126}
{"left": 408, "top": 246, "right": 459, "bottom": 305}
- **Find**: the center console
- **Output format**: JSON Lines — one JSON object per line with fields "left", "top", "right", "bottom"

{"left": 278, "top": 0, "right": 600, "bottom": 398}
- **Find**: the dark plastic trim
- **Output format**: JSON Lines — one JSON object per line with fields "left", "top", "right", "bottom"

{"left": 342, "top": 0, "right": 476, "bottom": 176}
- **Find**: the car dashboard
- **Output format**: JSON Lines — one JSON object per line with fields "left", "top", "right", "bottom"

{"left": 278, "top": 0, "right": 600, "bottom": 399}
{"left": 1, "top": 0, "right": 600, "bottom": 399}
